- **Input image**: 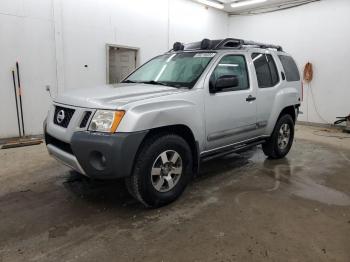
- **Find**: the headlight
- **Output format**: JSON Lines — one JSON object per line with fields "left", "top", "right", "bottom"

{"left": 88, "top": 110, "right": 125, "bottom": 133}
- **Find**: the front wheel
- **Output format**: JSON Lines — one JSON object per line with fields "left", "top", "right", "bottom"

{"left": 125, "top": 133, "right": 193, "bottom": 208}
{"left": 262, "top": 114, "right": 295, "bottom": 159}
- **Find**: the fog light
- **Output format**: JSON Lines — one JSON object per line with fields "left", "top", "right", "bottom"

{"left": 89, "top": 151, "right": 107, "bottom": 171}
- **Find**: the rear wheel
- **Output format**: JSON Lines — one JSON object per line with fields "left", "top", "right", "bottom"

{"left": 262, "top": 114, "right": 294, "bottom": 159}
{"left": 125, "top": 133, "right": 193, "bottom": 208}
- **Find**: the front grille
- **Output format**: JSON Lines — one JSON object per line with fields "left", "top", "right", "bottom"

{"left": 80, "top": 111, "right": 92, "bottom": 128}
{"left": 45, "top": 133, "right": 73, "bottom": 155}
{"left": 53, "top": 106, "right": 75, "bottom": 128}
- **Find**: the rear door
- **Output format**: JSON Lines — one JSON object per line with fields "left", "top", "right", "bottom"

{"left": 251, "top": 52, "right": 281, "bottom": 133}
{"left": 204, "top": 53, "right": 258, "bottom": 151}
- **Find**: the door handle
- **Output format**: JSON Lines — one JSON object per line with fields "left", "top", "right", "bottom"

{"left": 246, "top": 95, "right": 256, "bottom": 102}
{"left": 281, "top": 71, "right": 286, "bottom": 80}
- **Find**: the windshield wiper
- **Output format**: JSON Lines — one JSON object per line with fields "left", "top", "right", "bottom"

{"left": 139, "top": 80, "right": 170, "bottom": 86}
{"left": 124, "top": 80, "right": 180, "bottom": 88}
{"left": 122, "top": 79, "right": 137, "bottom": 83}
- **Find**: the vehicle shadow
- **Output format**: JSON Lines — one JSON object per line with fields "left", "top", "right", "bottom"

{"left": 61, "top": 171, "right": 140, "bottom": 209}
{"left": 61, "top": 146, "right": 260, "bottom": 209}
{"left": 196, "top": 146, "right": 258, "bottom": 181}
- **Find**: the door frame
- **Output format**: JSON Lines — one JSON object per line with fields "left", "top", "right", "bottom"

{"left": 105, "top": 44, "right": 139, "bottom": 84}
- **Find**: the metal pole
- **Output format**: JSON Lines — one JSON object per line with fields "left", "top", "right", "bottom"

{"left": 16, "top": 61, "right": 25, "bottom": 137}
{"left": 12, "top": 70, "right": 22, "bottom": 137}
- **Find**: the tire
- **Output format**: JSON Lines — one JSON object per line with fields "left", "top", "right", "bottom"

{"left": 125, "top": 133, "right": 193, "bottom": 208}
{"left": 262, "top": 114, "right": 295, "bottom": 159}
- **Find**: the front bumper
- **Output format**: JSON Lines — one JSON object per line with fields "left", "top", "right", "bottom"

{"left": 45, "top": 129, "right": 148, "bottom": 179}
{"left": 46, "top": 143, "right": 86, "bottom": 175}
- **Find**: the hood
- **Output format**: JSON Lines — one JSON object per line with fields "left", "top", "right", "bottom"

{"left": 54, "top": 83, "right": 189, "bottom": 109}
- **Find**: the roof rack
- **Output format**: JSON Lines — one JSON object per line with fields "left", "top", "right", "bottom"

{"left": 218, "top": 38, "right": 283, "bottom": 51}
{"left": 171, "top": 38, "right": 283, "bottom": 52}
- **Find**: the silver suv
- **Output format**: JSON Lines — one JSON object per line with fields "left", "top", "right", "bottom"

{"left": 44, "top": 38, "right": 302, "bottom": 207}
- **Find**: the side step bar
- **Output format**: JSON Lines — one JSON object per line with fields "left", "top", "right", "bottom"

{"left": 200, "top": 138, "right": 266, "bottom": 162}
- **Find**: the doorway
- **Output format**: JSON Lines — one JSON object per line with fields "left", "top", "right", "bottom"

{"left": 106, "top": 44, "right": 138, "bottom": 84}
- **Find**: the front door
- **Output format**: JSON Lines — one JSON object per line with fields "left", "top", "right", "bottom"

{"left": 204, "top": 54, "right": 258, "bottom": 151}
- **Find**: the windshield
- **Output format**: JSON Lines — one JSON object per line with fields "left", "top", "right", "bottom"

{"left": 123, "top": 52, "right": 216, "bottom": 88}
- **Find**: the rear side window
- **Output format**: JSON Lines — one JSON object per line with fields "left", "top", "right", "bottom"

{"left": 252, "top": 53, "right": 279, "bottom": 88}
{"left": 278, "top": 55, "right": 300, "bottom": 82}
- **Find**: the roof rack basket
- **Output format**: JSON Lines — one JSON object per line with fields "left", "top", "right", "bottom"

{"left": 170, "top": 38, "right": 283, "bottom": 52}
{"left": 215, "top": 38, "right": 283, "bottom": 51}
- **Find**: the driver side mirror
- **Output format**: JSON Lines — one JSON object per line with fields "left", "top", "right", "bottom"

{"left": 210, "top": 75, "right": 239, "bottom": 93}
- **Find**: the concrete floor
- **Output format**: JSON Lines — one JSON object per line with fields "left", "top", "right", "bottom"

{"left": 0, "top": 125, "right": 349, "bottom": 262}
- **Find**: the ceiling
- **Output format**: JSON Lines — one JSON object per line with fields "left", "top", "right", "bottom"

{"left": 196, "top": 0, "right": 320, "bottom": 15}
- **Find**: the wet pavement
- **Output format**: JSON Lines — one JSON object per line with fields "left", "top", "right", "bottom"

{"left": 0, "top": 125, "right": 349, "bottom": 261}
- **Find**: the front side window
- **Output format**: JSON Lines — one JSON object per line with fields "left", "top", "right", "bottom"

{"left": 252, "top": 53, "right": 279, "bottom": 88}
{"left": 209, "top": 55, "right": 249, "bottom": 92}
{"left": 124, "top": 52, "right": 215, "bottom": 88}
{"left": 278, "top": 55, "right": 300, "bottom": 82}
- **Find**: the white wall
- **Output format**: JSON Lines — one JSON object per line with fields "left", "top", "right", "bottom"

{"left": 0, "top": 0, "right": 56, "bottom": 139}
{"left": 3, "top": 0, "right": 346, "bottom": 139}
{"left": 229, "top": 0, "right": 350, "bottom": 124}
{"left": 0, "top": 0, "right": 228, "bottom": 138}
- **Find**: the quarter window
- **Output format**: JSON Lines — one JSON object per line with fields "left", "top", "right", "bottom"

{"left": 252, "top": 53, "right": 279, "bottom": 88}
{"left": 278, "top": 55, "right": 300, "bottom": 82}
{"left": 209, "top": 55, "right": 249, "bottom": 92}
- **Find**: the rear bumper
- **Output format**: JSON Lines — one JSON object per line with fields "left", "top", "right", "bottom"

{"left": 45, "top": 128, "right": 148, "bottom": 179}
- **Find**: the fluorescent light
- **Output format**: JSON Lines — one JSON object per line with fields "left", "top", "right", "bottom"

{"left": 155, "top": 65, "right": 167, "bottom": 81}
{"left": 196, "top": 0, "right": 224, "bottom": 9}
{"left": 218, "top": 64, "right": 239, "bottom": 67}
{"left": 231, "top": 0, "right": 267, "bottom": 8}
{"left": 252, "top": 54, "right": 263, "bottom": 62}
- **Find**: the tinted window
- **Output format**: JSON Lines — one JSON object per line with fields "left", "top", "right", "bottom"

{"left": 278, "top": 55, "right": 300, "bottom": 82}
{"left": 252, "top": 53, "right": 279, "bottom": 88}
{"left": 267, "top": 55, "right": 279, "bottom": 85}
{"left": 210, "top": 55, "right": 249, "bottom": 92}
